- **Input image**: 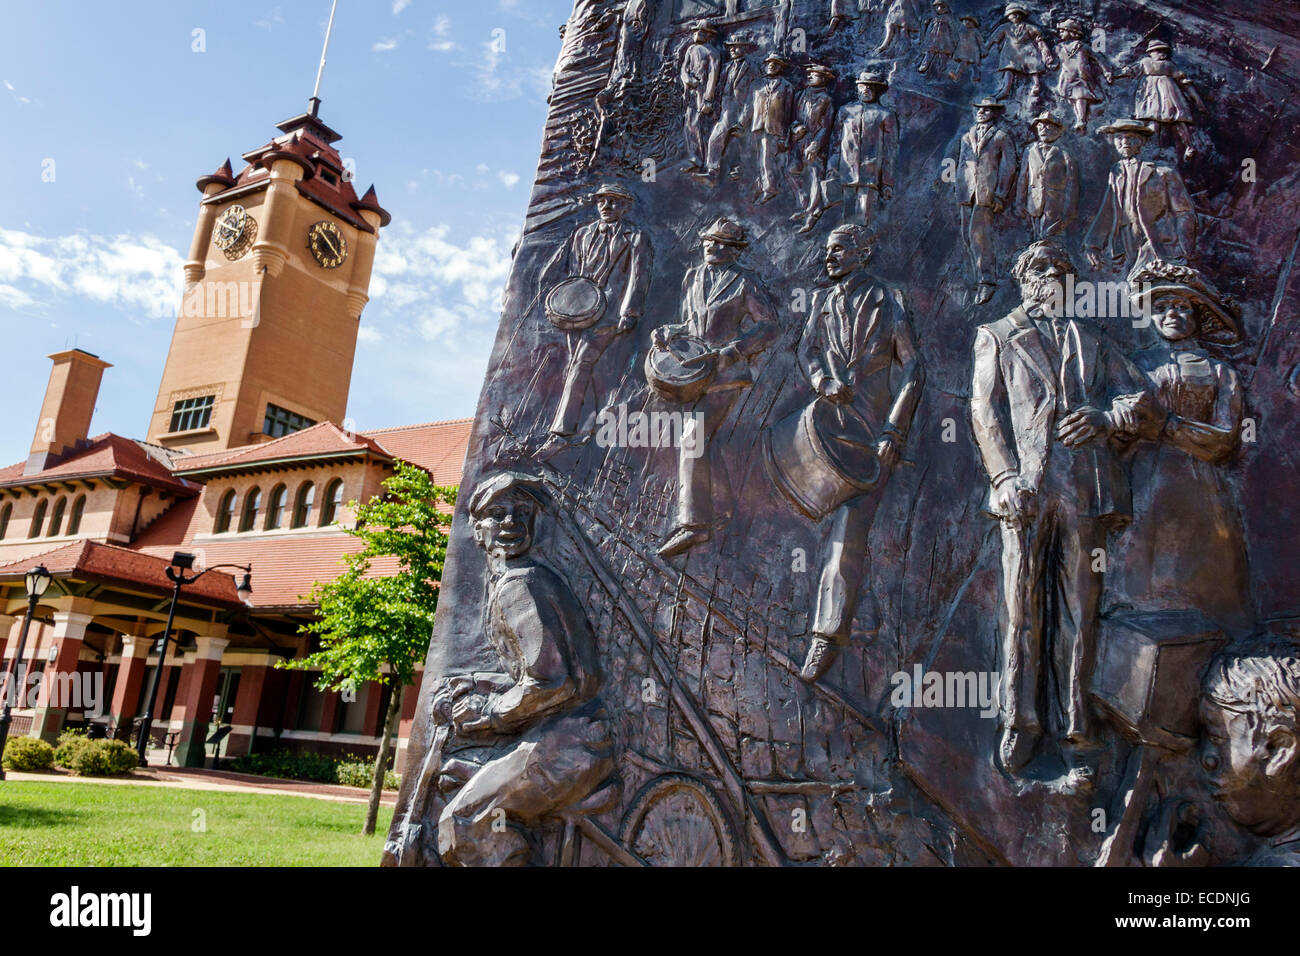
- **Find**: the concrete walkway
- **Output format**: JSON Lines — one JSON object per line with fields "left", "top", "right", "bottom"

{"left": 4, "top": 767, "right": 399, "bottom": 807}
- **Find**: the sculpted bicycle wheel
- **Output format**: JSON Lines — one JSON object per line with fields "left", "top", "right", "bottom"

{"left": 620, "top": 773, "right": 738, "bottom": 867}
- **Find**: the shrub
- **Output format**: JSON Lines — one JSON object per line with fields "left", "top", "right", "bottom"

{"left": 2, "top": 736, "right": 55, "bottom": 771}
{"left": 335, "top": 759, "right": 400, "bottom": 791}
{"left": 67, "top": 741, "right": 111, "bottom": 776}
{"left": 54, "top": 733, "right": 94, "bottom": 769}
{"left": 99, "top": 740, "right": 139, "bottom": 775}
{"left": 226, "top": 750, "right": 400, "bottom": 790}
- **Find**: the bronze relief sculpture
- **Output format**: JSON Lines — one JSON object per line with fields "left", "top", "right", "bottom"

{"left": 389, "top": 0, "right": 1300, "bottom": 867}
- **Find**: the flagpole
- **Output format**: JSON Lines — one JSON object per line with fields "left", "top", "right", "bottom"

{"left": 310, "top": 0, "right": 340, "bottom": 113}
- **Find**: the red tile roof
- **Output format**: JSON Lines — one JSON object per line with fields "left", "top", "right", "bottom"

{"left": 171, "top": 422, "right": 393, "bottom": 477}
{"left": 363, "top": 419, "right": 472, "bottom": 487}
{"left": 0, "top": 540, "right": 244, "bottom": 609}
{"left": 0, "top": 435, "right": 198, "bottom": 496}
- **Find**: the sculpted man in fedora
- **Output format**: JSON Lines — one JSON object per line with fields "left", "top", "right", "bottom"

{"left": 751, "top": 52, "right": 795, "bottom": 204}
{"left": 434, "top": 472, "right": 615, "bottom": 867}
{"left": 957, "top": 99, "right": 1019, "bottom": 304}
{"left": 971, "top": 240, "right": 1145, "bottom": 789}
{"left": 680, "top": 21, "right": 722, "bottom": 173}
{"left": 1016, "top": 112, "right": 1078, "bottom": 240}
{"left": 538, "top": 183, "right": 653, "bottom": 459}
{"left": 797, "top": 225, "right": 925, "bottom": 681}
{"left": 653, "top": 218, "right": 778, "bottom": 559}
{"left": 789, "top": 63, "right": 837, "bottom": 234}
{"left": 702, "top": 34, "right": 759, "bottom": 184}
{"left": 835, "top": 70, "right": 898, "bottom": 228}
{"left": 1084, "top": 118, "right": 1197, "bottom": 277}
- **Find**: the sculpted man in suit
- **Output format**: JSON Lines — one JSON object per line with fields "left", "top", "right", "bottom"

{"left": 956, "top": 99, "right": 1019, "bottom": 304}
{"left": 971, "top": 241, "right": 1145, "bottom": 790}
{"left": 797, "top": 225, "right": 925, "bottom": 681}
{"left": 751, "top": 53, "right": 795, "bottom": 204}
{"left": 702, "top": 35, "right": 759, "bottom": 184}
{"left": 835, "top": 70, "right": 898, "bottom": 228}
{"left": 1017, "top": 112, "right": 1078, "bottom": 239}
{"left": 789, "top": 63, "right": 837, "bottom": 235}
{"left": 1084, "top": 118, "right": 1197, "bottom": 276}
{"left": 538, "top": 184, "right": 653, "bottom": 459}
{"left": 654, "top": 218, "right": 779, "bottom": 559}
{"left": 680, "top": 21, "right": 722, "bottom": 172}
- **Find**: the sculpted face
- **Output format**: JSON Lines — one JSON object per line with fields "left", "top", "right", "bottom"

{"left": 1112, "top": 131, "right": 1146, "bottom": 158}
{"left": 1152, "top": 294, "right": 1199, "bottom": 342}
{"left": 1008, "top": 10, "right": 1026, "bottom": 23}
{"left": 765, "top": 61, "right": 783, "bottom": 77}
{"left": 596, "top": 195, "right": 630, "bottom": 224}
{"left": 975, "top": 105, "right": 998, "bottom": 124}
{"left": 1017, "top": 247, "right": 1071, "bottom": 308}
{"left": 473, "top": 495, "right": 537, "bottom": 560}
{"left": 1060, "top": 24, "right": 1082, "bottom": 40}
{"left": 703, "top": 237, "right": 741, "bottom": 266}
{"left": 1199, "top": 697, "right": 1300, "bottom": 835}
{"left": 825, "top": 234, "right": 867, "bottom": 279}
{"left": 1035, "top": 122, "right": 1062, "bottom": 144}
{"left": 727, "top": 45, "right": 747, "bottom": 60}
{"left": 857, "top": 83, "right": 880, "bottom": 103}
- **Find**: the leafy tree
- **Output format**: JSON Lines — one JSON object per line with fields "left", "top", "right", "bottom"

{"left": 282, "top": 461, "right": 455, "bottom": 835}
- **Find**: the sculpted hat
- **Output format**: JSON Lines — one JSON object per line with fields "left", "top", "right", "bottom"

{"left": 1099, "top": 118, "right": 1154, "bottom": 137}
{"left": 764, "top": 52, "right": 789, "bottom": 66}
{"left": 724, "top": 33, "right": 757, "bottom": 47}
{"left": 960, "top": 14, "right": 980, "bottom": 24}
{"left": 1005, "top": 2, "right": 1029, "bottom": 15}
{"left": 1030, "top": 111, "right": 1064, "bottom": 129}
{"left": 806, "top": 63, "right": 835, "bottom": 78}
{"left": 856, "top": 70, "right": 890, "bottom": 88}
{"left": 1057, "top": 16, "right": 1085, "bottom": 32}
{"left": 1129, "top": 260, "right": 1242, "bottom": 346}
{"left": 470, "top": 472, "right": 549, "bottom": 519}
{"left": 972, "top": 97, "right": 1006, "bottom": 110}
{"left": 1147, "top": 39, "right": 1172, "bottom": 53}
{"left": 699, "top": 217, "right": 749, "bottom": 247}
{"left": 593, "top": 182, "right": 635, "bottom": 202}
{"left": 691, "top": 20, "right": 718, "bottom": 37}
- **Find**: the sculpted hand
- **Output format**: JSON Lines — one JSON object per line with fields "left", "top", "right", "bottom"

{"left": 1058, "top": 406, "right": 1108, "bottom": 446}
{"left": 652, "top": 326, "right": 672, "bottom": 349}
{"left": 451, "top": 693, "right": 493, "bottom": 734}
{"left": 819, "top": 378, "right": 853, "bottom": 404}
{"left": 876, "top": 435, "right": 901, "bottom": 469}
{"left": 994, "top": 479, "right": 1037, "bottom": 529}
{"left": 617, "top": 311, "right": 638, "bottom": 333}
{"left": 1085, "top": 249, "right": 1105, "bottom": 272}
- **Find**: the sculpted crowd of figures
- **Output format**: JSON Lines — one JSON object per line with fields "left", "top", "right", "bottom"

{"left": 387, "top": 0, "right": 1300, "bottom": 869}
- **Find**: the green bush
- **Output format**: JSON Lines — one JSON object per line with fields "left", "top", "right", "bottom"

{"left": 335, "top": 759, "right": 400, "bottom": 791}
{"left": 2, "top": 736, "right": 55, "bottom": 771}
{"left": 99, "top": 740, "right": 139, "bottom": 775}
{"left": 227, "top": 749, "right": 399, "bottom": 790}
{"left": 54, "top": 733, "right": 93, "bottom": 769}
{"left": 67, "top": 742, "right": 111, "bottom": 776}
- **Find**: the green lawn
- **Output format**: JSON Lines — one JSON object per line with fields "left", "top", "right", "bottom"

{"left": 0, "top": 781, "right": 391, "bottom": 866}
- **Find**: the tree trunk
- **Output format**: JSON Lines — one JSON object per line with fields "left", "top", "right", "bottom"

{"left": 365, "top": 683, "right": 404, "bottom": 836}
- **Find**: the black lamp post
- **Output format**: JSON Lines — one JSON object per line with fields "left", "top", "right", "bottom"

{"left": 136, "top": 553, "right": 252, "bottom": 767}
{"left": 0, "top": 566, "right": 53, "bottom": 780}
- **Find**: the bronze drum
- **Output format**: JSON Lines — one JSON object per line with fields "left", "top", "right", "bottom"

{"left": 763, "top": 398, "right": 882, "bottom": 521}
{"left": 545, "top": 276, "right": 607, "bottom": 331}
{"left": 645, "top": 335, "right": 717, "bottom": 404}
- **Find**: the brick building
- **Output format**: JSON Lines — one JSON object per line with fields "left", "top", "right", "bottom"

{"left": 0, "top": 99, "right": 470, "bottom": 771}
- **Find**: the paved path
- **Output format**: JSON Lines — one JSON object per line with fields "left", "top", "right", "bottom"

{"left": 4, "top": 767, "right": 399, "bottom": 808}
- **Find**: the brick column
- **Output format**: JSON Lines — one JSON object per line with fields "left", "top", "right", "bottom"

{"left": 33, "top": 603, "right": 95, "bottom": 743}
{"left": 172, "top": 633, "right": 229, "bottom": 768}
{"left": 109, "top": 635, "right": 151, "bottom": 732}
{"left": 395, "top": 672, "right": 423, "bottom": 776}
{"left": 0, "top": 614, "right": 16, "bottom": 663}
{"left": 228, "top": 658, "right": 273, "bottom": 757}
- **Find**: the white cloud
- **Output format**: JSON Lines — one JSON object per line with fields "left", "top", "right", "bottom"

{"left": 392, "top": 0, "right": 411, "bottom": 13}
{"left": 3, "top": 79, "right": 32, "bottom": 105}
{"left": 254, "top": 7, "right": 285, "bottom": 31}
{"left": 497, "top": 171, "right": 521, "bottom": 189}
{"left": 0, "top": 228, "right": 185, "bottom": 321}
{"left": 428, "top": 15, "right": 454, "bottom": 53}
{"left": 372, "top": 37, "right": 400, "bottom": 52}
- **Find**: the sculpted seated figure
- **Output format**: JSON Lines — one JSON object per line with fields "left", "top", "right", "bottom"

{"left": 433, "top": 472, "right": 615, "bottom": 867}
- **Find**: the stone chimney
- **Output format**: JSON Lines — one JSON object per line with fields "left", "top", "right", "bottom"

{"left": 25, "top": 349, "right": 112, "bottom": 475}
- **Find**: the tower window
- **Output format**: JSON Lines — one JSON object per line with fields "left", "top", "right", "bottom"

{"left": 240, "top": 487, "right": 263, "bottom": 532}
{"left": 67, "top": 495, "right": 87, "bottom": 535}
{"left": 48, "top": 497, "right": 67, "bottom": 537}
{"left": 321, "top": 479, "right": 345, "bottom": 526}
{"left": 29, "top": 499, "right": 48, "bottom": 538}
{"left": 265, "top": 484, "right": 288, "bottom": 530}
{"left": 0, "top": 503, "right": 11, "bottom": 540}
{"left": 264, "top": 404, "right": 317, "bottom": 439}
{"left": 215, "top": 489, "right": 238, "bottom": 534}
{"left": 292, "top": 483, "right": 315, "bottom": 529}
{"left": 170, "top": 395, "right": 216, "bottom": 433}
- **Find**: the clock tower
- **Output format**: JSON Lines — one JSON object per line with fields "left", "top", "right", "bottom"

{"left": 148, "top": 97, "right": 390, "bottom": 453}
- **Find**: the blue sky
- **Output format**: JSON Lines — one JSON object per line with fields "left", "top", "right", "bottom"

{"left": 0, "top": 0, "right": 574, "bottom": 456}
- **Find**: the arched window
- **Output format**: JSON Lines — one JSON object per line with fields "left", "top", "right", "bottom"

{"left": 66, "top": 495, "right": 86, "bottom": 535}
{"left": 0, "top": 503, "right": 11, "bottom": 540}
{"left": 265, "top": 484, "right": 288, "bottom": 531}
{"left": 292, "top": 482, "right": 315, "bottom": 529}
{"left": 321, "top": 479, "right": 345, "bottom": 526}
{"left": 239, "top": 487, "right": 263, "bottom": 532}
{"left": 29, "top": 499, "right": 48, "bottom": 538}
{"left": 47, "top": 497, "right": 67, "bottom": 537}
{"left": 215, "top": 490, "right": 237, "bottom": 534}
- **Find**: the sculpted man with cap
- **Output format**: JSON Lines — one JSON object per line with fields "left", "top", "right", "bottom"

{"left": 702, "top": 34, "right": 759, "bottom": 184}
{"left": 538, "top": 183, "right": 653, "bottom": 459}
{"left": 751, "top": 52, "right": 795, "bottom": 204}
{"left": 835, "top": 70, "right": 898, "bottom": 228}
{"left": 1084, "top": 118, "right": 1196, "bottom": 277}
{"left": 653, "top": 217, "right": 779, "bottom": 559}
{"left": 797, "top": 225, "right": 925, "bottom": 681}
{"left": 433, "top": 471, "right": 615, "bottom": 867}
{"left": 680, "top": 21, "right": 722, "bottom": 173}
{"left": 1016, "top": 112, "right": 1078, "bottom": 240}
{"left": 789, "top": 63, "right": 837, "bottom": 234}
{"left": 956, "top": 98, "right": 1018, "bottom": 304}
{"left": 971, "top": 240, "right": 1145, "bottom": 790}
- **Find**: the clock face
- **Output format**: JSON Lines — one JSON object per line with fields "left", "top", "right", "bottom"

{"left": 213, "top": 205, "right": 251, "bottom": 253}
{"left": 307, "top": 221, "right": 348, "bottom": 269}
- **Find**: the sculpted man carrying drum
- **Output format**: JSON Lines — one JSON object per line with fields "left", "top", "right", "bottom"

{"left": 788, "top": 225, "right": 925, "bottom": 681}
{"left": 537, "top": 183, "right": 653, "bottom": 460}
